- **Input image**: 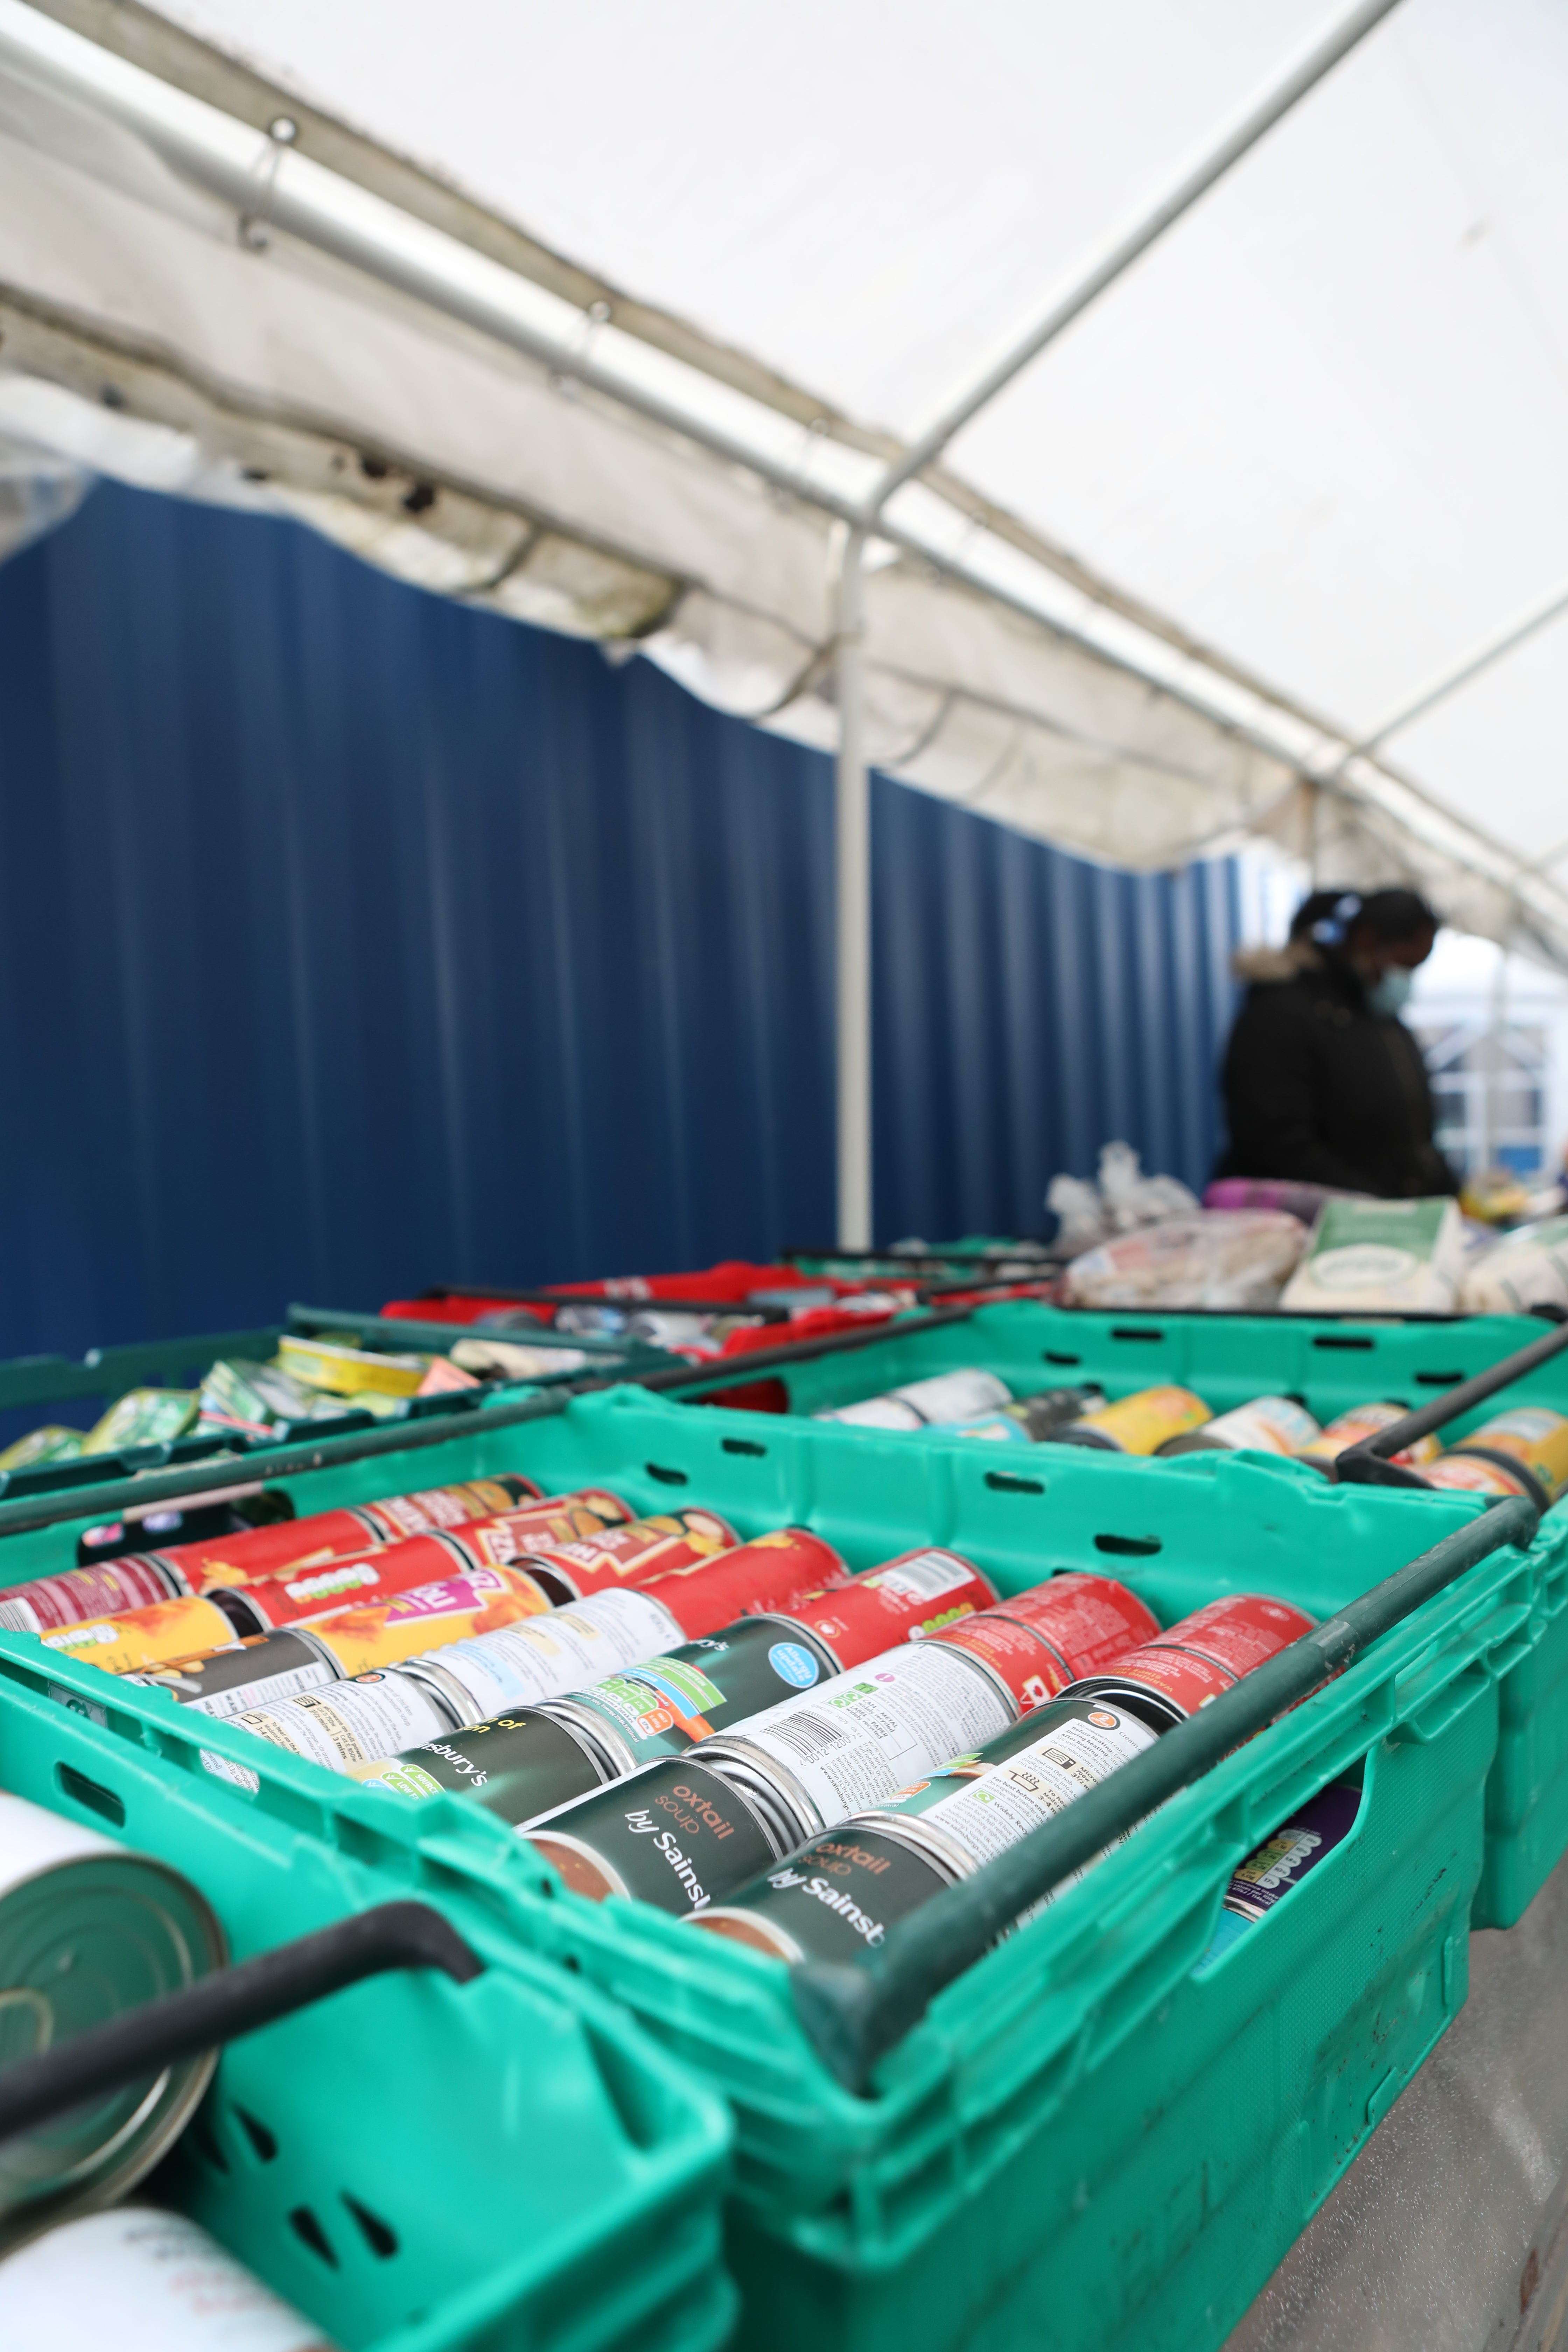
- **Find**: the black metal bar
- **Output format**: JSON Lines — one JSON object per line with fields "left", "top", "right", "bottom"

{"left": 0, "top": 1902, "right": 482, "bottom": 2143}
{"left": 791, "top": 1493, "right": 1538, "bottom": 2095}
{"left": 1335, "top": 1316, "right": 1568, "bottom": 1489}
{"left": 414, "top": 1284, "right": 793, "bottom": 1322}
{"left": 286, "top": 1302, "right": 638, "bottom": 1357}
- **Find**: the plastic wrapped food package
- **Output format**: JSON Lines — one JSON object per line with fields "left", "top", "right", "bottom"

{"left": 1061, "top": 1213, "right": 1308, "bottom": 1310}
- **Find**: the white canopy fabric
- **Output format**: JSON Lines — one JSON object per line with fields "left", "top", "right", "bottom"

{"left": 2, "top": 0, "right": 1567, "bottom": 966}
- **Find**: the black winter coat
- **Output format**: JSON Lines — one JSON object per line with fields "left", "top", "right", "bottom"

{"left": 1215, "top": 946, "right": 1454, "bottom": 1198}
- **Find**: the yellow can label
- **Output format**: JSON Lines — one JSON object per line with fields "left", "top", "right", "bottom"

{"left": 43, "top": 1592, "right": 239, "bottom": 1673}
{"left": 1296, "top": 1402, "right": 1442, "bottom": 1467}
{"left": 1454, "top": 1408, "right": 1568, "bottom": 1503}
{"left": 1074, "top": 1385, "right": 1211, "bottom": 1455}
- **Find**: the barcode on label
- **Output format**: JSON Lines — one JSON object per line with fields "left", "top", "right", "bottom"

{"left": 869, "top": 1551, "right": 974, "bottom": 1603}
{"left": 759, "top": 1710, "right": 848, "bottom": 1766}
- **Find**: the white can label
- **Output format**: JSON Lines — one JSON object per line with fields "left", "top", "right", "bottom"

{"left": 863, "top": 1550, "right": 978, "bottom": 1604}
{"left": 891, "top": 1368, "right": 1011, "bottom": 1423}
{"left": 234, "top": 1672, "right": 449, "bottom": 1770}
{"left": 919, "top": 1704, "right": 1157, "bottom": 1917}
{"left": 817, "top": 1396, "right": 924, "bottom": 1429}
{"left": 187, "top": 1658, "right": 337, "bottom": 1720}
{"left": 737, "top": 1644, "right": 1012, "bottom": 1823}
{"left": 0, "top": 2207, "right": 333, "bottom": 2349}
{"left": 426, "top": 1589, "right": 682, "bottom": 1716}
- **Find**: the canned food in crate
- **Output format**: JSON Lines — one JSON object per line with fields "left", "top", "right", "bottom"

{"left": 551, "top": 1612, "right": 842, "bottom": 1772}
{"left": 695, "top": 1694, "right": 1163, "bottom": 1960}
{"left": 354, "top": 1703, "right": 619, "bottom": 1817}
{"left": 1419, "top": 1453, "right": 1534, "bottom": 1498}
{"left": 0, "top": 1795, "right": 227, "bottom": 2250}
{"left": 814, "top": 1367, "right": 1011, "bottom": 1429}
{"left": 526, "top": 1757, "right": 791, "bottom": 1913}
{"left": 634, "top": 1527, "right": 846, "bottom": 1636}
{"left": 515, "top": 1508, "right": 738, "bottom": 1599}
{"left": 1442, "top": 1406, "right": 1568, "bottom": 1507}
{"left": 0, "top": 2207, "right": 339, "bottom": 2346}
{"left": 233, "top": 1666, "right": 458, "bottom": 1770}
{"left": 286, "top": 1563, "right": 554, "bottom": 1676}
{"left": 1295, "top": 1401, "right": 1442, "bottom": 1470}
{"left": 931, "top": 1572, "right": 1160, "bottom": 1708}
{"left": 1193, "top": 1782, "right": 1362, "bottom": 1974}
{"left": 1068, "top": 1591, "right": 1315, "bottom": 1726}
{"left": 1054, "top": 1386, "right": 1212, "bottom": 1455}
{"left": 391, "top": 1586, "right": 687, "bottom": 1723}
{"left": 128, "top": 1630, "right": 343, "bottom": 1718}
{"left": 771, "top": 1549, "right": 995, "bottom": 1664}
{"left": 37, "top": 1590, "right": 254, "bottom": 1675}
{"left": 1157, "top": 1395, "right": 1321, "bottom": 1456}
{"left": 932, "top": 1387, "right": 1103, "bottom": 1442}
{"left": 0, "top": 1557, "right": 183, "bottom": 1635}
{"left": 694, "top": 1637, "right": 1020, "bottom": 1844}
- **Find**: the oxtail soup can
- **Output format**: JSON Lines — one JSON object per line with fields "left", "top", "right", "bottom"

{"left": 341, "top": 1531, "right": 848, "bottom": 1806}
{"left": 694, "top": 1693, "right": 1164, "bottom": 1962}
{"left": 0, "top": 1794, "right": 227, "bottom": 2250}
{"left": 771, "top": 1548, "right": 996, "bottom": 1666}
{"left": 1295, "top": 1402, "right": 1442, "bottom": 1472}
{"left": 1441, "top": 1406, "right": 1568, "bottom": 1507}
{"left": 0, "top": 2208, "right": 340, "bottom": 2350}
{"left": 513, "top": 1508, "right": 738, "bottom": 1600}
{"left": 525, "top": 1756, "right": 792, "bottom": 1915}
{"left": 1054, "top": 1386, "right": 1212, "bottom": 1455}
{"left": 1068, "top": 1591, "right": 1316, "bottom": 1726}
{"left": 1158, "top": 1395, "right": 1321, "bottom": 1457}
{"left": 99, "top": 1474, "right": 548, "bottom": 1599}
{"left": 693, "top": 1636, "right": 1021, "bottom": 1845}
{"left": 814, "top": 1367, "right": 1011, "bottom": 1430}
{"left": 931, "top": 1572, "right": 1160, "bottom": 1711}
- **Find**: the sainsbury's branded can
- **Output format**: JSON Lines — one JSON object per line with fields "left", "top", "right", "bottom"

{"left": 353, "top": 1703, "right": 619, "bottom": 1818}
{"left": 1054, "top": 1386, "right": 1212, "bottom": 1455}
{"left": 526, "top": 1756, "right": 792, "bottom": 1913}
{"left": 1067, "top": 1591, "right": 1316, "bottom": 1726}
{"left": 694, "top": 1693, "right": 1163, "bottom": 1961}
{"left": 1158, "top": 1395, "right": 1321, "bottom": 1457}
{"left": 1295, "top": 1402, "right": 1442, "bottom": 1471}
{"left": 931, "top": 1572, "right": 1159, "bottom": 1709}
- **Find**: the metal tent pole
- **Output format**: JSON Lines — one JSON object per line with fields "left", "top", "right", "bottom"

{"left": 835, "top": 528, "right": 873, "bottom": 1249}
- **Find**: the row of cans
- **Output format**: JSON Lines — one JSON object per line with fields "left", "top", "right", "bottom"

{"left": 817, "top": 1366, "right": 1568, "bottom": 1504}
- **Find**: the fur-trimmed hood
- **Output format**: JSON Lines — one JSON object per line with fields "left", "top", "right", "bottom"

{"left": 1231, "top": 939, "right": 1323, "bottom": 986}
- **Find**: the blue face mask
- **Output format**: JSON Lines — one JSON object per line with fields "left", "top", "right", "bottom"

{"left": 1369, "top": 967, "right": 1414, "bottom": 1016}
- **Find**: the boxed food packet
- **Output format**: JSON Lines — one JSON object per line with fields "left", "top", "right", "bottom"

{"left": 1062, "top": 1212, "right": 1307, "bottom": 1309}
{"left": 1461, "top": 1215, "right": 1568, "bottom": 1316}
{"left": 1282, "top": 1196, "right": 1466, "bottom": 1314}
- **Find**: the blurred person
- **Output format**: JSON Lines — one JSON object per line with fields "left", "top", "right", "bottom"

{"left": 1215, "top": 887, "right": 1453, "bottom": 1197}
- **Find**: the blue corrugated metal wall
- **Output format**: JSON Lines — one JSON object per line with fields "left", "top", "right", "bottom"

{"left": 0, "top": 478, "right": 1240, "bottom": 1355}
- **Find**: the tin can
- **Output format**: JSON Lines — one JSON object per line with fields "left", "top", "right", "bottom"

{"left": 0, "top": 1795, "right": 227, "bottom": 2250}
{"left": 1067, "top": 1591, "right": 1315, "bottom": 1726}
{"left": 695, "top": 1694, "right": 1162, "bottom": 1961}
{"left": 633, "top": 1527, "right": 846, "bottom": 1636}
{"left": 0, "top": 2207, "right": 340, "bottom": 2348}
{"left": 513, "top": 1508, "right": 738, "bottom": 1600}
{"left": 0, "top": 1556, "right": 183, "bottom": 1635}
{"left": 1295, "top": 1401, "right": 1442, "bottom": 1470}
{"left": 930, "top": 1572, "right": 1160, "bottom": 1710}
{"left": 553, "top": 1614, "right": 841, "bottom": 1768}
{"left": 391, "top": 1586, "right": 687, "bottom": 1722}
{"left": 352, "top": 1704, "right": 618, "bottom": 1818}
{"left": 1443, "top": 1406, "right": 1568, "bottom": 1508}
{"left": 1193, "top": 1782, "right": 1361, "bottom": 1974}
{"left": 404, "top": 1489, "right": 635, "bottom": 1575}
{"left": 128, "top": 1630, "right": 343, "bottom": 1718}
{"left": 1053, "top": 1385, "right": 1212, "bottom": 1455}
{"left": 933, "top": 1387, "right": 1103, "bottom": 1443}
{"left": 1157, "top": 1395, "right": 1321, "bottom": 1456}
{"left": 771, "top": 1549, "right": 995, "bottom": 1665}
{"left": 291, "top": 1563, "right": 555, "bottom": 1676}
{"left": 1419, "top": 1453, "right": 1534, "bottom": 1499}
{"left": 38, "top": 1590, "right": 253, "bottom": 1675}
{"left": 814, "top": 1367, "right": 1011, "bottom": 1430}
{"left": 695, "top": 1638, "right": 1019, "bottom": 1844}
{"left": 525, "top": 1756, "right": 791, "bottom": 1913}
{"left": 233, "top": 1666, "right": 457, "bottom": 1770}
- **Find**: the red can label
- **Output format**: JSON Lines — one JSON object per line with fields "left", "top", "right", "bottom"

{"left": 237, "top": 1531, "right": 474, "bottom": 1629}
{"left": 0, "top": 1556, "right": 181, "bottom": 1634}
{"left": 983, "top": 1574, "right": 1161, "bottom": 1681}
{"left": 1101, "top": 1591, "right": 1314, "bottom": 1717}
{"left": 932, "top": 1612, "right": 1073, "bottom": 1710}
{"left": 357, "top": 1476, "right": 539, "bottom": 1541}
{"left": 640, "top": 1529, "right": 847, "bottom": 1639}
{"left": 517, "top": 1509, "right": 738, "bottom": 1597}
{"left": 781, "top": 1549, "right": 996, "bottom": 1670}
{"left": 450, "top": 1491, "right": 638, "bottom": 1569}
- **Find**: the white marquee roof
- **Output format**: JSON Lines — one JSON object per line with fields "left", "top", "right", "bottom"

{"left": 4, "top": 0, "right": 1568, "bottom": 961}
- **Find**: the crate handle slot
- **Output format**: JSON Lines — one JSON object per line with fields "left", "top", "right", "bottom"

{"left": 55, "top": 1762, "right": 125, "bottom": 1826}
{"left": 984, "top": 1471, "right": 1045, "bottom": 1497}
{"left": 0, "top": 1902, "right": 482, "bottom": 2144}
{"left": 1311, "top": 1334, "right": 1374, "bottom": 1351}
{"left": 791, "top": 1492, "right": 1538, "bottom": 2095}
{"left": 1093, "top": 1534, "right": 1161, "bottom": 1558}
{"left": 1337, "top": 1316, "right": 1568, "bottom": 1494}
{"left": 1109, "top": 1327, "right": 1165, "bottom": 1343}
{"left": 721, "top": 1438, "right": 768, "bottom": 1458}
{"left": 1042, "top": 1351, "right": 1081, "bottom": 1366}
{"left": 644, "top": 1462, "right": 690, "bottom": 1486}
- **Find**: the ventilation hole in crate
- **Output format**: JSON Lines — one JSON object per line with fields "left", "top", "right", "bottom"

{"left": 1311, "top": 1334, "right": 1373, "bottom": 1351}
{"left": 289, "top": 2208, "right": 339, "bottom": 2268}
{"left": 188, "top": 2111, "right": 229, "bottom": 2173}
{"left": 1286, "top": 1392, "right": 1309, "bottom": 1407}
{"left": 342, "top": 2194, "right": 398, "bottom": 2258}
{"left": 561, "top": 1953, "right": 581, "bottom": 1972}
{"left": 55, "top": 1765, "right": 125, "bottom": 1827}
{"left": 985, "top": 1471, "right": 1044, "bottom": 1496}
{"left": 235, "top": 2108, "right": 278, "bottom": 2162}
{"left": 1093, "top": 1533, "right": 1162, "bottom": 1558}
{"left": 1416, "top": 1371, "right": 1465, "bottom": 1387}
{"left": 721, "top": 1438, "right": 767, "bottom": 1457}
{"left": 1110, "top": 1326, "right": 1164, "bottom": 1343}
{"left": 1043, "top": 1351, "right": 1081, "bottom": 1366}
{"left": 645, "top": 1463, "right": 689, "bottom": 1486}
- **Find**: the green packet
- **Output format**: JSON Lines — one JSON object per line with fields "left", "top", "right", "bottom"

{"left": 0, "top": 1424, "right": 87, "bottom": 1474}
{"left": 82, "top": 1387, "right": 198, "bottom": 1454}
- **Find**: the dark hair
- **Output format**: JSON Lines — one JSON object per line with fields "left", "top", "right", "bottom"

{"left": 1353, "top": 888, "right": 1439, "bottom": 945}
{"left": 1288, "top": 888, "right": 1356, "bottom": 942}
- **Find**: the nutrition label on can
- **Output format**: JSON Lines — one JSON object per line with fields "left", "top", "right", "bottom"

{"left": 235, "top": 1671, "right": 451, "bottom": 1769}
{"left": 735, "top": 1645, "right": 1013, "bottom": 1823}
{"left": 423, "top": 1588, "right": 681, "bottom": 1715}
{"left": 920, "top": 1704, "right": 1157, "bottom": 1875}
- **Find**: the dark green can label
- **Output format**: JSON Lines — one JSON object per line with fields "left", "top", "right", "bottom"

{"left": 527, "top": 1758, "right": 779, "bottom": 1914}
{"left": 570, "top": 1617, "right": 833, "bottom": 1762}
{"left": 698, "top": 1825, "right": 949, "bottom": 1961}
{"left": 364, "top": 1709, "right": 604, "bottom": 1823}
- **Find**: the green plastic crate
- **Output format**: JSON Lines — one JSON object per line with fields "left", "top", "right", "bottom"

{"left": 0, "top": 1395, "right": 1541, "bottom": 2352}
{"left": 0, "top": 1633, "right": 735, "bottom": 2352}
